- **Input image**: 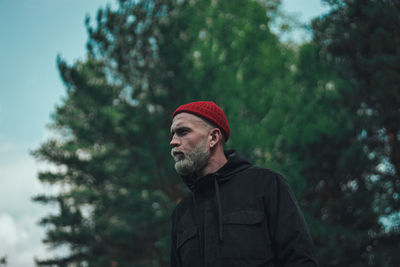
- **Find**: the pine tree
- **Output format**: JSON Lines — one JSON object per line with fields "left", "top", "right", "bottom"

{"left": 307, "top": 0, "right": 400, "bottom": 265}
{"left": 277, "top": 42, "right": 386, "bottom": 266}
{"left": 32, "top": 0, "right": 287, "bottom": 265}
{"left": 33, "top": 1, "right": 183, "bottom": 265}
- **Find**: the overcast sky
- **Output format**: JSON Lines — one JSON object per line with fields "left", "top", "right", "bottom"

{"left": 0, "top": 0, "right": 330, "bottom": 266}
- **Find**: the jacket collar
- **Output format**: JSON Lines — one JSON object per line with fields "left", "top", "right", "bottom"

{"left": 181, "top": 150, "right": 252, "bottom": 193}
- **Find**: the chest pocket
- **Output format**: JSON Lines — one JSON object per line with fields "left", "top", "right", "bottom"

{"left": 220, "top": 210, "right": 272, "bottom": 259}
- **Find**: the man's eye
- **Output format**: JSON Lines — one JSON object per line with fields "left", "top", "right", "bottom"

{"left": 178, "top": 129, "right": 189, "bottom": 136}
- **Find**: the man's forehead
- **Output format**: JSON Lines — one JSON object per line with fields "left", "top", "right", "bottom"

{"left": 171, "top": 112, "right": 205, "bottom": 129}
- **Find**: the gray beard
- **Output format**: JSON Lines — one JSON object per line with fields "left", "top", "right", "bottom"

{"left": 171, "top": 138, "right": 209, "bottom": 176}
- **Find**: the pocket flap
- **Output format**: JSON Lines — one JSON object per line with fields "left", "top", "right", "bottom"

{"left": 223, "top": 210, "right": 264, "bottom": 225}
{"left": 177, "top": 227, "right": 197, "bottom": 249}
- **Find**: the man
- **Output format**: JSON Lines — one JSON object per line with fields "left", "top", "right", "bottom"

{"left": 169, "top": 101, "right": 317, "bottom": 267}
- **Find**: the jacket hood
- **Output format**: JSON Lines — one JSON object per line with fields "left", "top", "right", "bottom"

{"left": 181, "top": 150, "right": 252, "bottom": 192}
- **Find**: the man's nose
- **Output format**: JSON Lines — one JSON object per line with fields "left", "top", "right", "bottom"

{"left": 170, "top": 134, "right": 180, "bottom": 147}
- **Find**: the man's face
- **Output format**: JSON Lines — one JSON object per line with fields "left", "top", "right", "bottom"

{"left": 170, "top": 113, "right": 211, "bottom": 176}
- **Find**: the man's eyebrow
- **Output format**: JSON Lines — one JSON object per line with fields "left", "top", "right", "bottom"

{"left": 170, "top": 126, "right": 190, "bottom": 134}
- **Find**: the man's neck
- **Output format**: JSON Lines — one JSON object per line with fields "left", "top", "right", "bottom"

{"left": 199, "top": 147, "right": 227, "bottom": 176}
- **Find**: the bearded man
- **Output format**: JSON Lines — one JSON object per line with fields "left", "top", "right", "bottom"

{"left": 169, "top": 101, "right": 318, "bottom": 267}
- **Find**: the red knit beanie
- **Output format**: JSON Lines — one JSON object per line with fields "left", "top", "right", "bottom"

{"left": 172, "top": 101, "right": 230, "bottom": 140}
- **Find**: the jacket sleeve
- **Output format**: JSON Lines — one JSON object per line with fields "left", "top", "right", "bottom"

{"left": 170, "top": 209, "right": 181, "bottom": 267}
{"left": 264, "top": 173, "right": 318, "bottom": 267}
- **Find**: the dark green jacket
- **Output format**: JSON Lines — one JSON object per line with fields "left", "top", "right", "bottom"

{"left": 170, "top": 150, "right": 317, "bottom": 267}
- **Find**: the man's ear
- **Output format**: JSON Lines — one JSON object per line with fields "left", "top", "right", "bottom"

{"left": 209, "top": 128, "right": 222, "bottom": 148}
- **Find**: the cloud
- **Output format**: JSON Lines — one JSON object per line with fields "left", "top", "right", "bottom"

{"left": 0, "top": 213, "right": 41, "bottom": 266}
{"left": 0, "top": 140, "right": 64, "bottom": 266}
{"left": 0, "top": 213, "right": 27, "bottom": 248}
{"left": 0, "top": 147, "right": 47, "bottom": 216}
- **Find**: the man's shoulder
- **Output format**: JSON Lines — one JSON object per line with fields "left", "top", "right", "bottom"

{"left": 241, "top": 165, "right": 283, "bottom": 180}
{"left": 233, "top": 165, "right": 290, "bottom": 191}
{"left": 247, "top": 165, "right": 279, "bottom": 174}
